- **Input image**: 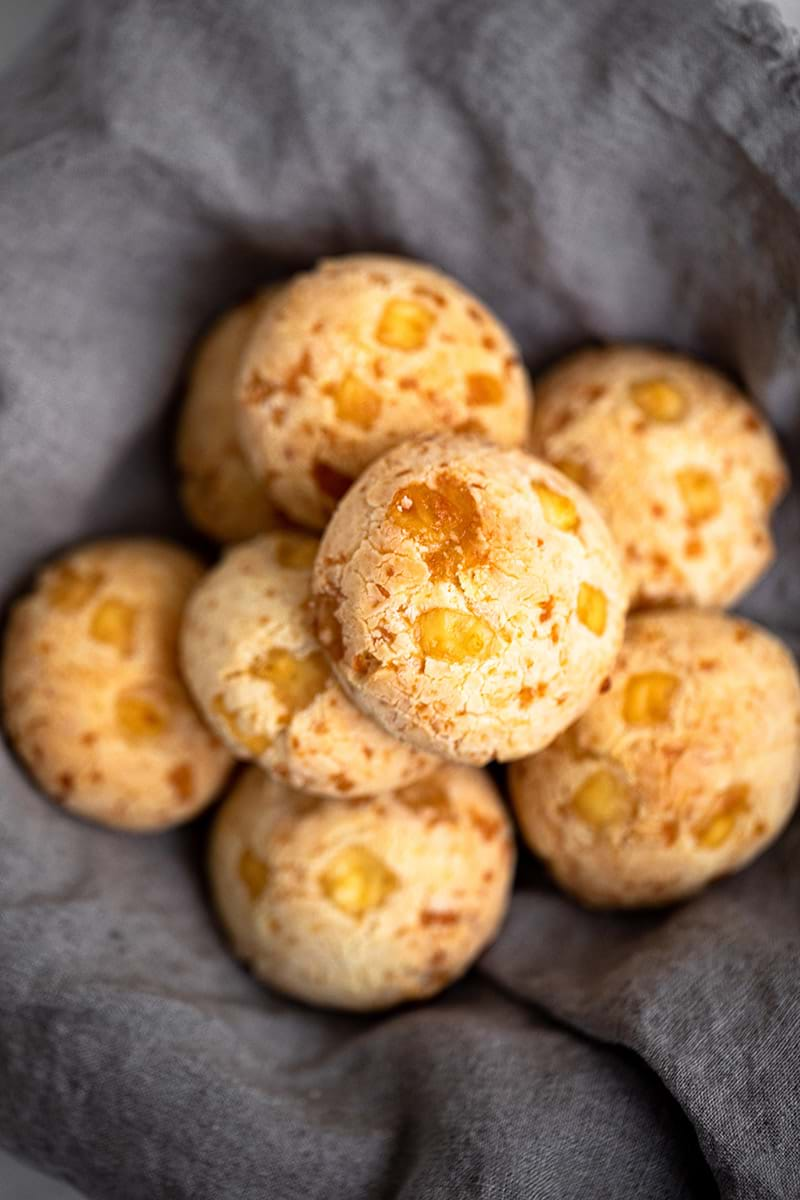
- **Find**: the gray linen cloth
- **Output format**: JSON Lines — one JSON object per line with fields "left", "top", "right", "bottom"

{"left": 2, "top": 1, "right": 800, "bottom": 1196}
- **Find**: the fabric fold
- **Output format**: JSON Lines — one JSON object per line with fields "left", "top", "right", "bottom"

{"left": 2, "top": 2, "right": 799, "bottom": 1196}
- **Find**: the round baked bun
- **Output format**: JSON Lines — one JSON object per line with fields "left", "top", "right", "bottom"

{"left": 181, "top": 531, "right": 438, "bottom": 798}
{"left": 312, "top": 433, "right": 626, "bottom": 764}
{"left": 531, "top": 344, "right": 788, "bottom": 608}
{"left": 209, "top": 763, "right": 515, "bottom": 1011}
{"left": 236, "top": 255, "right": 532, "bottom": 528}
{"left": 2, "top": 539, "right": 232, "bottom": 831}
{"left": 177, "top": 290, "right": 282, "bottom": 542}
{"left": 509, "top": 609, "right": 800, "bottom": 907}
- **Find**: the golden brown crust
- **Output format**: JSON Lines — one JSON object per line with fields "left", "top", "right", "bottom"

{"left": 180, "top": 532, "right": 439, "bottom": 797}
{"left": 531, "top": 344, "right": 788, "bottom": 608}
{"left": 236, "top": 255, "right": 533, "bottom": 529}
{"left": 177, "top": 291, "right": 282, "bottom": 542}
{"left": 509, "top": 609, "right": 800, "bottom": 907}
{"left": 2, "top": 538, "right": 232, "bottom": 831}
{"left": 209, "top": 763, "right": 515, "bottom": 1010}
{"left": 312, "top": 433, "right": 626, "bottom": 764}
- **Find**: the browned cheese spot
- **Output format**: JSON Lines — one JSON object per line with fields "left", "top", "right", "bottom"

{"left": 89, "top": 598, "right": 137, "bottom": 656}
{"left": 212, "top": 694, "right": 271, "bottom": 756}
{"left": 676, "top": 468, "right": 721, "bottom": 524}
{"left": 577, "top": 583, "right": 607, "bottom": 636}
{"left": 623, "top": 673, "right": 679, "bottom": 725}
{"left": 572, "top": 770, "right": 633, "bottom": 828}
{"left": 415, "top": 608, "right": 496, "bottom": 663}
{"left": 248, "top": 648, "right": 329, "bottom": 724}
{"left": 375, "top": 300, "right": 435, "bottom": 350}
{"left": 419, "top": 909, "right": 461, "bottom": 927}
{"left": 168, "top": 762, "right": 194, "bottom": 800}
{"left": 694, "top": 784, "right": 750, "bottom": 849}
{"left": 466, "top": 374, "right": 504, "bottom": 407}
{"left": 115, "top": 691, "right": 169, "bottom": 740}
{"left": 319, "top": 846, "right": 398, "bottom": 916}
{"left": 469, "top": 807, "right": 501, "bottom": 840}
{"left": 46, "top": 565, "right": 105, "bottom": 612}
{"left": 239, "top": 848, "right": 269, "bottom": 900}
{"left": 352, "top": 651, "right": 380, "bottom": 675}
{"left": 630, "top": 378, "right": 687, "bottom": 422}
{"left": 331, "top": 374, "right": 383, "bottom": 430}
{"left": 389, "top": 470, "right": 486, "bottom": 581}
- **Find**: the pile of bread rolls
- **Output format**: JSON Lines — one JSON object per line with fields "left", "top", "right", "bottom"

{"left": 3, "top": 255, "right": 798, "bottom": 1012}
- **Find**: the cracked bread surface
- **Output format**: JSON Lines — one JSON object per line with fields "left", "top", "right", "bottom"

{"left": 531, "top": 344, "right": 788, "bottom": 608}
{"left": 236, "top": 255, "right": 533, "bottom": 529}
{"left": 510, "top": 610, "right": 800, "bottom": 907}
{"left": 312, "top": 434, "right": 626, "bottom": 764}
{"left": 181, "top": 531, "right": 438, "bottom": 797}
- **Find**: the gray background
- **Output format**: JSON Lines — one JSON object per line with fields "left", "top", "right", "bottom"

{"left": 0, "top": 6, "right": 84, "bottom": 1199}
{"left": 2, "top": 1, "right": 800, "bottom": 1198}
{"left": 0, "top": 0, "right": 80, "bottom": 1176}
